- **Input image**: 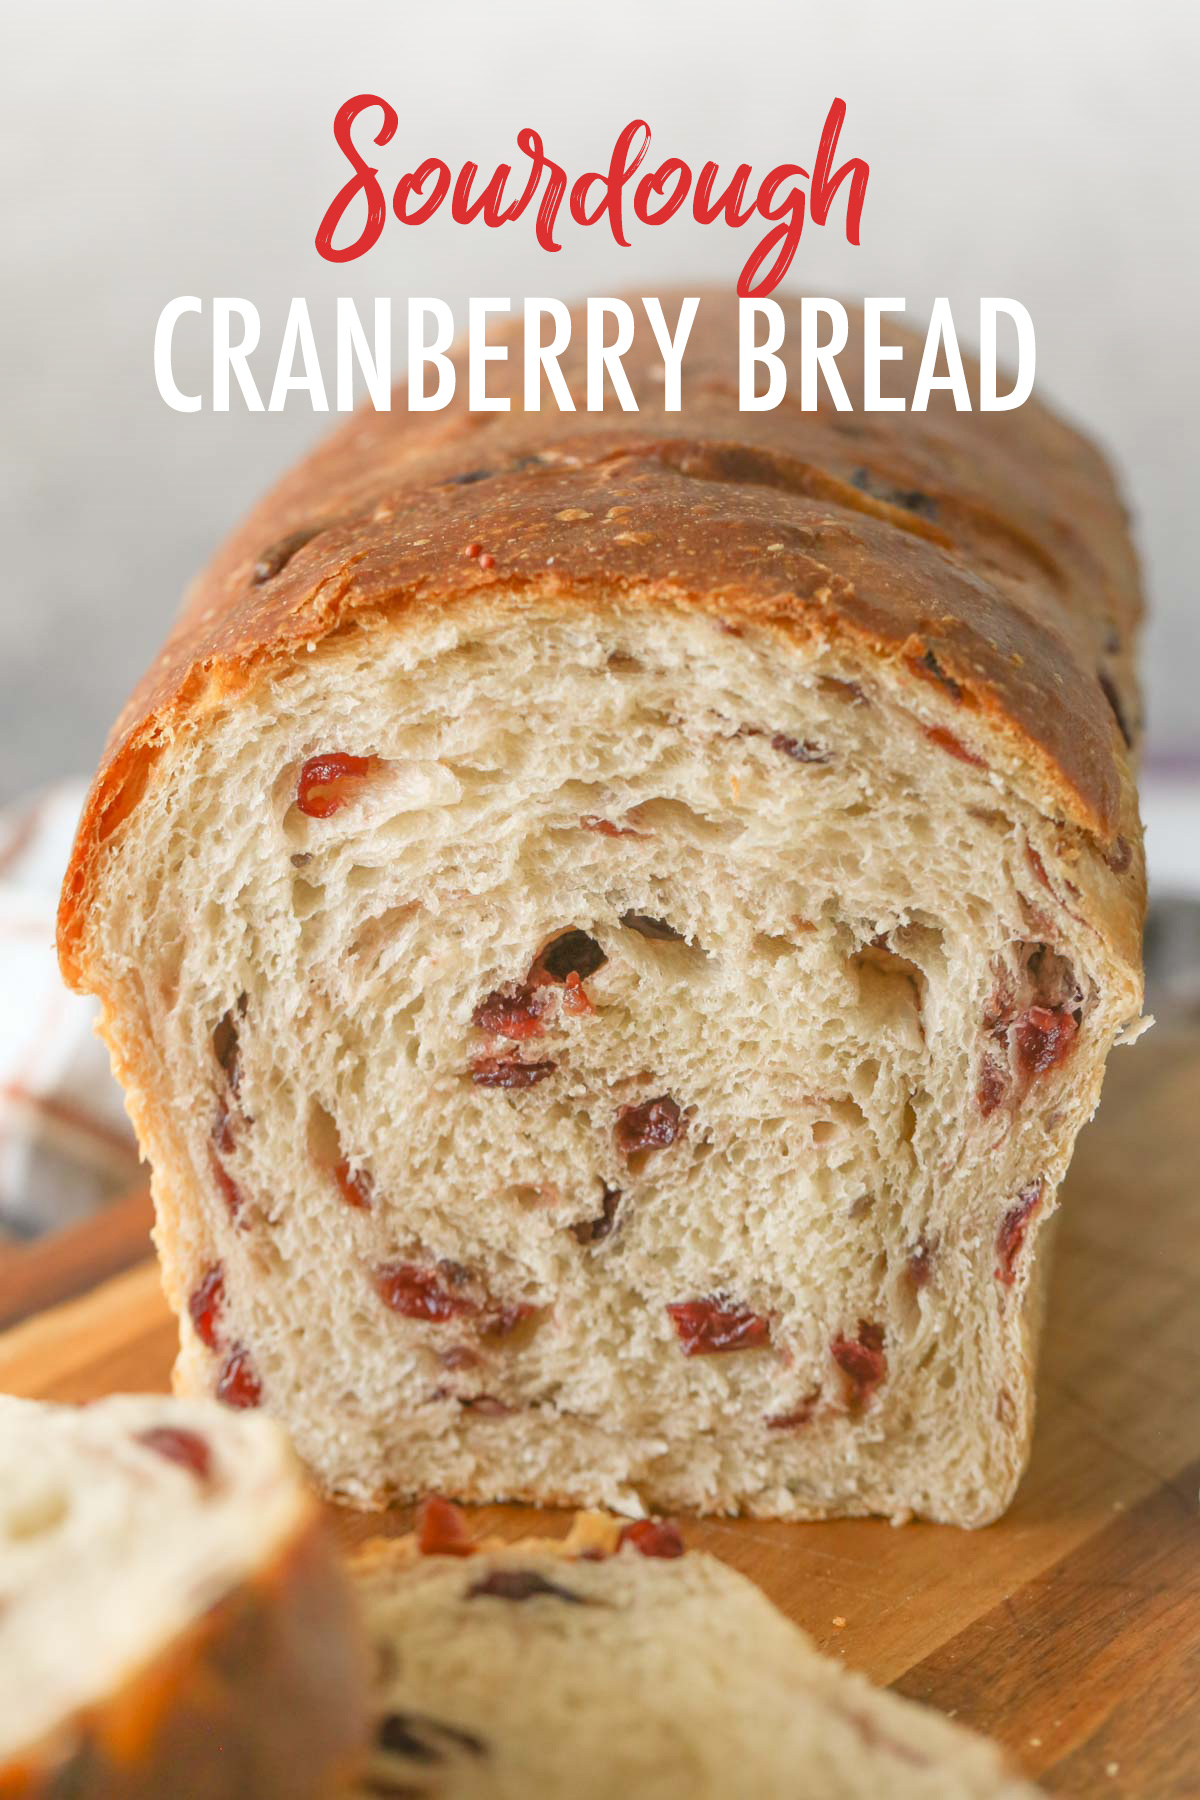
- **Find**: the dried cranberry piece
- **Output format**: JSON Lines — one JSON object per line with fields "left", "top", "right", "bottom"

{"left": 579, "top": 814, "right": 641, "bottom": 837}
{"left": 561, "top": 971, "right": 594, "bottom": 1015}
{"left": 216, "top": 1345, "right": 262, "bottom": 1409}
{"left": 570, "top": 1183, "right": 621, "bottom": 1246}
{"left": 666, "top": 1297, "right": 771, "bottom": 1356}
{"left": 472, "top": 985, "right": 547, "bottom": 1040}
{"left": 136, "top": 1425, "right": 213, "bottom": 1481}
{"left": 996, "top": 1182, "right": 1043, "bottom": 1285}
{"left": 439, "top": 1344, "right": 481, "bottom": 1371}
{"left": 534, "top": 929, "right": 607, "bottom": 983}
{"left": 977, "top": 1051, "right": 1010, "bottom": 1118}
{"left": 615, "top": 1095, "right": 683, "bottom": 1159}
{"left": 334, "top": 1157, "right": 373, "bottom": 1209}
{"left": 375, "top": 1262, "right": 481, "bottom": 1322}
{"left": 466, "top": 1570, "right": 586, "bottom": 1604}
{"left": 767, "top": 1390, "right": 821, "bottom": 1430}
{"left": 1013, "top": 1005, "right": 1078, "bottom": 1080}
{"left": 923, "top": 725, "right": 985, "bottom": 767}
{"left": 469, "top": 1054, "right": 556, "bottom": 1088}
{"left": 296, "top": 752, "right": 377, "bottom": 818}
{"left": 416, "top": 1494, "right": 475, "bottom": 1557}
{"left": 618, "top": 1518, "right": 685, "bottom": 1559}
{"left": 831, "top": 1321, "right": 887, "bottom": 1412}
{"left": 188, "top": 1264, "right": 225, "bottom": 1350}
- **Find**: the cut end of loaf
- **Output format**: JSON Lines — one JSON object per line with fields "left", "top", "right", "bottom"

{"left": 77, "top": 598, "right": 1142, "bottom": 1528}
{"left": 0, "top": 1394, "right": 366, "bottom": 1796}
{"left": 348, "top": 1502, "right": 1038, "bottom": 1797}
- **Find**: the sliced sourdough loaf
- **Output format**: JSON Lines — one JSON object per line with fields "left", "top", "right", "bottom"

{"left": 348, "top": 1500, "right": 1039, "bottom": 1797}
{"left": 0, "top": 1393, "right": 367, "bottom": 1797}
{"left": 58, "top": 291, "right": 1146, "bottom": 1525}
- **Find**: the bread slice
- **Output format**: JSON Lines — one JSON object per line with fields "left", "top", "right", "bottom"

{"left": 58, "top": 290, "right": 1146, "bottom": 1526}
{"left": 348, "top": 1500, "right": 1038, "bottom": 1797}
{"left": 0, "top": 1393, "right": 367, "bottom": 1797}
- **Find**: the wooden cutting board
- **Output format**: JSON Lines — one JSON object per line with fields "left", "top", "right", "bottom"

{"left": 1, "top": 1024, "right": 1197, "bottom": 1797}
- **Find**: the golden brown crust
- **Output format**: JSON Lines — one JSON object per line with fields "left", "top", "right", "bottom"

{"left": 57, "top": 289, "right": 1144, "bottom": 986}
{"left": 0, "top": 1514, "right": 368, "bottom": 1800}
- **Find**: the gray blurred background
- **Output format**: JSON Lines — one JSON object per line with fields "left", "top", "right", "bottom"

{"left": 2, "top": 0, "right": 1197, "bottom": 800}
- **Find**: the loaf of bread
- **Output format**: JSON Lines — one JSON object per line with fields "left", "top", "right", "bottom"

{"left": 348, "top": 1498, "right": 1038, "bottom": 1797}
{"left": 0, "top": 1393, "right": 366, "bottom": 1797}
{"left": 58, "top": 290, "right": 1146, "bottom": 1527}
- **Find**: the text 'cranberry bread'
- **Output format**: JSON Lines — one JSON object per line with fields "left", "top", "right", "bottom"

{"left": 0, "top": 1394, "right": 367, "bottom": 1798}
{"left": 348, "top": 1500, "right": 1039, "bottom": 1797}
{"left": 58, "top": 291, "right": 1146, "bottom": 1527}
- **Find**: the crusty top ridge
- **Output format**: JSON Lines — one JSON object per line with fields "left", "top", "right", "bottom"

{"left": 59, "top": 289, "right": 1143, "bottom": 985}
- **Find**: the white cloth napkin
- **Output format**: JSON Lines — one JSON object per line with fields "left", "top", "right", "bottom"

{"left": 0, "top": 783, "right": 139, "bottom": 1239}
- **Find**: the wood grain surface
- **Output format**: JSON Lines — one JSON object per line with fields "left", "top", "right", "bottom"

{"left": 1, "top": 1025, "right": 1196, "bottom": 1797}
